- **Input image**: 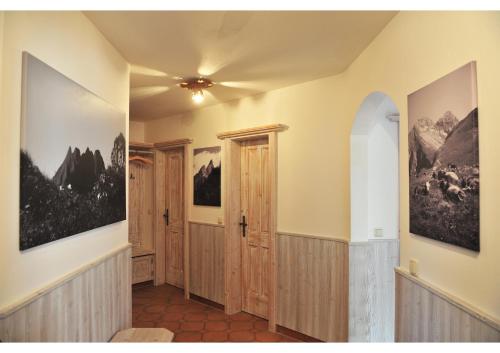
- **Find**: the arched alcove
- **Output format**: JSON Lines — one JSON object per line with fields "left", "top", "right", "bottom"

{"left": 351, "top": 92, "right": 399, "bottom": 242}
{"left": 349, "top": 92, "right": 400, "bottom": 342}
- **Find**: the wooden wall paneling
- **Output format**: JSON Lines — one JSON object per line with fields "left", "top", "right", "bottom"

{"left": 395, "top": 268, "right": 500, "bottom": 342}
{"left": 189, "top": 222, "right": 225, "bottom": 304}
{"left": 276, "top": 233, "right": 349, "bottom": 342}
{"left": 183, "top": 145, "right": 191, "bottom": 299}
{"left": 223, "top": 138, "right": 242, "bottom": 314}
{"left": 348, "top": 239, "right": 399, "bottom": 342}
{"left": 154, "top": 150, "right": 166, "bottom": 285}
{"left": 0, "top": 245, "right": 131, "bottom": 342}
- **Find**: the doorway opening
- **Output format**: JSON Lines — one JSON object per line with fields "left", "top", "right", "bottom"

{"left": 349, "top": 92, "right": 400, "bottom": 342}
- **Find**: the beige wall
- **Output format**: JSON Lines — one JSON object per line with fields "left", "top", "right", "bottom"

{"left": 0, "top": 12, "right": 130, "bottom": 309}
{"left": 142, "top": 12, "right": 500, "bottom": 319}
{"left": 129, "top": 120, "right": 145, "bottom": 142}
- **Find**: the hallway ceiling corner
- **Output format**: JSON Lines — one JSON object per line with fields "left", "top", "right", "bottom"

{"left": 84, "top": 11, "right": 397, "bottom": 121}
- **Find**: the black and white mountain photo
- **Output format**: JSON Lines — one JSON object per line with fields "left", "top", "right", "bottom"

{"left": 408, "top": 61, "right": 479, "bottom": 251}
{"left": 20, "top": 52, "right": 126, "bottom": 250}
{"left": 193, "top": 146, "right": 221, "bottom": 206}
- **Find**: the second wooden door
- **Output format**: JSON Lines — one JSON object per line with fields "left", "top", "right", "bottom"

{"left": 164, "top": 148, "right": 184, "bottom": 287}
{"left": 240, "top": 138, "right": 270, "bottom": 319}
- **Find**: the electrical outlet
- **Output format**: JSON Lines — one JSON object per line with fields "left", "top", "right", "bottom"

{"left": 374, "top": 228, "right": 384, "bottom": 237}
{"left": 409, "top": 259, "right": 418, "bottom": 276}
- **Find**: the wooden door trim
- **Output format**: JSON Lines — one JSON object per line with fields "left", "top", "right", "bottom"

{"left": 217, "top": 124, "right": 287, "bottom": 140}
{"left": 153, "top": 139, "right": 192, "bottom": 300}
{"left": 218, "top": 127, "right": 283, "bottom": 332}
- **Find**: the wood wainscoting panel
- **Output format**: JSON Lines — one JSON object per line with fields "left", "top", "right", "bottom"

{"left": 349, "top": 239, "right": 399, "bottom": 342}
{"left": 277, "top": 232, "right": 349, "bottom": 342}
{"left": 395, "top": 268, "right": 500, "bottom": 342}
{"left": 0, "top": 245, "right": 132, "bottom": 342}
{"left": 189, "top": 222, "right": 225, "bottom": 305}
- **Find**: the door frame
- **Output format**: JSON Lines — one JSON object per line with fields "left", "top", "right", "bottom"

{"left": 153, "top": 138, "right": 192, "bottom": 300}
{"left": 218, "top": 124, "right": 286, "bottom": 332}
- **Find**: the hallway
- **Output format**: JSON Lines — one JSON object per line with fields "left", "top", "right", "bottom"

{"left": 132, "top": 284, "right": 299, "bottom": 342}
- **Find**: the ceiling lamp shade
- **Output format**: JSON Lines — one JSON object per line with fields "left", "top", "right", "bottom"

{"left": 179, "top": 77, "right": 214, "bottom": 104}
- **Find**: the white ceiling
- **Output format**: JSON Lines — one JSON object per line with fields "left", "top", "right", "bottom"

{"left": 85, "top": 11, "right": 397, "bottom": 121}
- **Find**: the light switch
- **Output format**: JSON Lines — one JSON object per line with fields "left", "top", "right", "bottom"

{"left": 217, "top": 217, "right": 223, "bottom": 225}
{"left": 409, "top": 259, "right": 418, "bottom": 276}
{"left": 374, "top": 228, "right": 384, "bottom": 237}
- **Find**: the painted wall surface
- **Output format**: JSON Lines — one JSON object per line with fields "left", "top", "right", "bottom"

{"left": 367, "top": 111, "right": 399, "bottom": 240}
{"left": 143, "top": 12, "right": 500, "bottom": 319}
{"left": 129, "top": 120, "right": 145, "bottom": 142}
{"left": 0, "top": 12, "right": 130, "bottom": 309}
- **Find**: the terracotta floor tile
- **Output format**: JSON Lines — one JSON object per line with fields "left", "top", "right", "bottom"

{"left": 174, "top": 332, "right": 203, "bottom": 342}
{"left": 254, "top": 320, "right": 269, "bottom": 331}
{"left": 143, "top": 304, "right": 167, "bottom": 313}
{"left": 206, "top": 311, "right": 227, "bottom": 321}
{"left": 162, "top": 312, "right": 184, "bottom": 322}
{"left": 229, "top": 312, "right": 256, "bottom": 321}
{"left": 255, "top": 331, "right": 285, "bottom": 342}
{"left": 135, "top": 312, "right": 163, "bottom": 322}
{"left": 165, "top": 304, "right": 187, "bottom": 313}
{"left": 229, "top": 330, "right": 256, "bottom": 342}
{"left": 184, "top": 312, "right": 207, "bottom": 322}
{"left": 202, "top": 331, "right": 228, "bottom": 342}
{"left": 180, "top": 321, "right": 205, "bottom": 331}
{"left": 230, "top": 321, "right": 254, "bottom": 331}
{"left": 205, "top": 321, "right": 228, "bottom": 332}
{"left": 132, "top": 283, "right": 302, "bottom": 343}
{"left": 133, "top": 320, "right": 156, "bottom": 328}
{"left": 156, "top": 321, "right": 181, "bottom": 333}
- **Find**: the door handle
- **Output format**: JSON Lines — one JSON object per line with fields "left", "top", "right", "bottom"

{"left": 239, "top": 215, "right": 248, "bottom": 237}
{"left": 163, "top": 208, "right": 169, "bottom": 226}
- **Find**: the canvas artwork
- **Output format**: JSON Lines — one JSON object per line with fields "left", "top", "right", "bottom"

{"left": 408, "top": 61, "right": 479, "bottom": 251}
{"left": 193, "top": 146, "right": 221, "bottom": 206}
{"left": 20, "top": 52, "right": 126, "bottom": 250}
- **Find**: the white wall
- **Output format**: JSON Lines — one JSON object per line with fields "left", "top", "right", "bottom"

{"left": 129, "top": 120, "right": 145, "bottom": 142}
{"left": 142, "top": 12, "right": 500, "bottom": 320}
{"left": 0, "top": 12, "right": 130, "bottom": 309}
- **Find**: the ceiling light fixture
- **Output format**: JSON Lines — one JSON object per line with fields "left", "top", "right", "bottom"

{"left": 179, "top": 77, "right": 214, "bottom": 104}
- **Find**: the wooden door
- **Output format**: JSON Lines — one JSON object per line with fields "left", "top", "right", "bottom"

{"left": 164, "top": 148, "right": 184, "bottom": 287}
{"left": 240, "top": 138, "right": 270, "bottom": 318}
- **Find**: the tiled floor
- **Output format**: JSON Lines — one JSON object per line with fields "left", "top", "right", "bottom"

{"left": 132, "top": 283, "right": 299, "bottom": 342}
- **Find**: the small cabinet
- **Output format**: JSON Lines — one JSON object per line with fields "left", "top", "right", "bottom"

{"left": 132, "top": 254, "right": 154, "bottom": 285}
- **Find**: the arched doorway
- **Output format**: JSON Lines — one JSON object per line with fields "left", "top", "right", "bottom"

{"left": 349, "top": 92, "right": 400, "bottom": 342}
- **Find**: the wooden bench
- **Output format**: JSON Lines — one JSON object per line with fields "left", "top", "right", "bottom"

{"left": 111, "top": 328, "right": 174, "bottom": 342}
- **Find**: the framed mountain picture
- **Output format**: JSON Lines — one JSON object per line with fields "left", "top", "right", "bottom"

{"left": 193, "top": 146, "right": 221, "bottom": 207}
{"left": 408, "top": 61, "right": 479, "bottom": 251}
{"left": 20, "top": 52, "right": 126, "bottom": 250}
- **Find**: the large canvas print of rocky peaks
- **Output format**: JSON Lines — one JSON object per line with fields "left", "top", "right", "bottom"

{"left": 193, "top": 146, "right": 221, "bottom": 207}
{"left": 408, "top": 62, "right": 479, "bottom": 251}
{"left": 20, "top": 52, "right": 126, "bottom": 250}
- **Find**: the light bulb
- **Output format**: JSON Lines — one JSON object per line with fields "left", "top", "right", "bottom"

{"left": 192, "top": 90, "right": 204, "bottom": 104}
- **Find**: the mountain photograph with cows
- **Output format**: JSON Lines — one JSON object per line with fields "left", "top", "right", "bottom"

{"left": 408, "top": 62, "right": 479, "bottom": 251}
{"left": 20, "top": 52, "right": 126, "bottom": 250}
